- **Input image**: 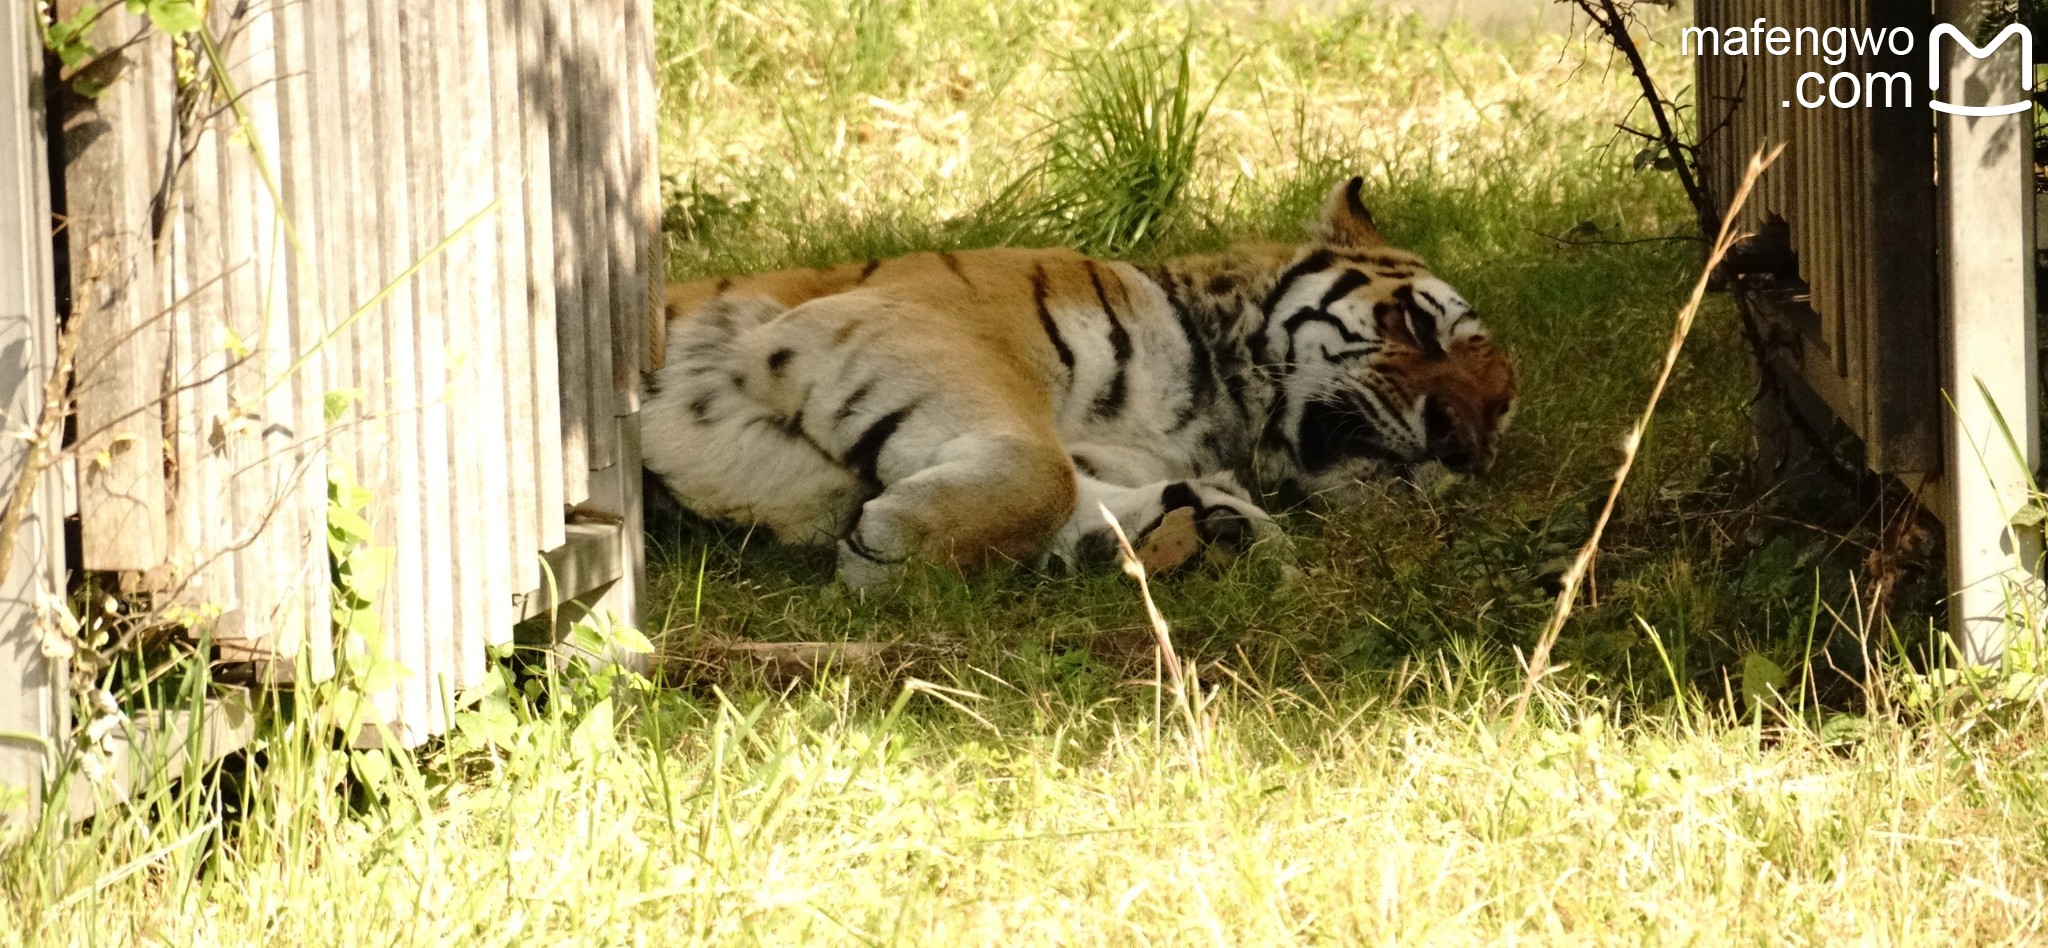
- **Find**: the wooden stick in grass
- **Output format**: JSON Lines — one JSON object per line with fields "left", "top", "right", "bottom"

{"left": 1508, "top": 143, "right": 1783, "bottom": 734}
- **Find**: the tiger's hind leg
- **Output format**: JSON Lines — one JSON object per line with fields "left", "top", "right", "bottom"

{"left": 1049, "top": 471, "right": 1284, "bottom": 570}
{"left": 835, "top": 427, "right": 1078, "bottom": 589}
{"left": 699, "top": 295, "right": 1082, "bottom": 590}
{"left": 642, "top": 297, "right": 866, "bottom": 544}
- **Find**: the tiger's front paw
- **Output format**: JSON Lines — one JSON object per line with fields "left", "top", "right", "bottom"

{"left": 1158, "top": 474, "right": 1278, "bottom": 550}
{"left": 1130, "top": 475, "right": 1283, "bottom": 573}
{"left": 835, "top": 530, "right": 905, "bottom": 590}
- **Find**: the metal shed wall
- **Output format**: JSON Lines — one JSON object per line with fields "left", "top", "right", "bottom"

{"left": 1694, "top": 0, "right": 2039, "bottom": 658}
{"left": 0, "top": 2, "right": 69, "bottom": 822}
{"left": 1, "top": 0, "right": 663, "bottom": 811}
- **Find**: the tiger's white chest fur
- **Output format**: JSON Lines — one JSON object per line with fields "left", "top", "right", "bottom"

{"left": 1029, "top": 261, "right": 1267, "bottom": 489}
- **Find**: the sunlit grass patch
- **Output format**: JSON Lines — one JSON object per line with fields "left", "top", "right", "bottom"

{"left": 13, "top": 645, "right": 2048, "bottom": 943}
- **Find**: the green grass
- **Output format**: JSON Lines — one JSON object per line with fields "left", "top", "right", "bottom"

{"left": 645, "top": 0, "right": 1803, "bottom": 694}
{"left": 10, "top": 0, "right": 2044, "bottom": 943}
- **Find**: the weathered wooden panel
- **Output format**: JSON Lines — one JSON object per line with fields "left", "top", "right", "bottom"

{"left": 353, "top": 0, "right": 428, "bottom": 729}
{"left": 578, "top": 0, "right": 620, "bottom": 477}
{"left": 60, "top": 3, "right": 168, "bottom": 572}
{"left": 264, "top": 0, "right": 336, "bottom": 682}
{"left": 166, "top": 28, "right": 239, "bottom": 624}
{"left": 1859, "top": 0, "right": 1939, "bottom": 473}
{"left": 36, "top": 0, "right": 655, "bottom": 751}
{"left": 487, "top": 0, "right": 544, "bottom": 597}
{"left": 324, "top": 0, "right": 402, "bottom": 722}
{"left": 213, "top": 0, "right": 278, "bottom": 653}
{"left": 397, "top": 2, "right": 458, "bottom": 739}
{"left": 1695, "top": 0, "right": 1940, "bottom": 475}
{"left": 207, "top": 0, "right": 329, "bottom": 672}
{"left": 514, "top": 0, "right": 568, "bottom": 554}
{"left": 626, "top": 0, "right": 659, "bottom": 397}
{"left": 609, "top": 0, "right": 648, "bottom": 415}
{"left": 448, "top": 0, "right": 517, "bottom": 680}
{"left": 0, "top": 0, "right": 69, "bottom": 819}
{"left": 635, "top": 0, "right": 666, "bottom": 375}
{"left": 1841, "top": 6, "right": 1869, "bottom": 389}
{"left": 543, "top": 0, "right": 591, "bottom": 505}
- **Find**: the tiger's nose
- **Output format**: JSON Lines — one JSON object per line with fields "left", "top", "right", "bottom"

{"left": 1468, "top": 442, "right": 1499, "bottom": 475}
{"left": 1434, "top": 438, "right": 1496, "bottom": 475}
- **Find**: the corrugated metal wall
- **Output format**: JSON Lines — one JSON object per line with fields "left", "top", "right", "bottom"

{"left": 43, "top": 0, "right": 660, "bottom": 745}
{"left": 0, "top": 3, "right": 70, "bottom": 820}
{"left": 1694, "top": 0, "right": 1940, "bottom": 473}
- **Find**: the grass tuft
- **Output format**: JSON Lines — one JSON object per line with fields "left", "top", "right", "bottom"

{"left": 991, "top": 37, "right": 1223, "bottom": 255}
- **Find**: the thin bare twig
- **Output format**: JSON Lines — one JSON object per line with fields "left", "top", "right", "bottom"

{"left": 1530, "top": 228, "right": 1702, "bottom": 248}
{"left": 1693, "top": 63, "right": 1748, "bottom": 156}
{"left": 1508, "top": 144, "right": 1783, "bottom": 735}
{"left": 0, "top": 316, "right": 82, "bottom": 587}
{"left": 1570, "top": 0, "right": 1718, "bottom": 235}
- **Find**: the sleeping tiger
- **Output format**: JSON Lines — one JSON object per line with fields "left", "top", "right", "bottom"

{"left": 642, "top": 178, "right": 1517, "bottom": 587}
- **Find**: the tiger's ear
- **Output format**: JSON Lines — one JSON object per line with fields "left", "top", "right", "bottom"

{"left": 1317, "top": 176, "right": 1386, "bottom": 248}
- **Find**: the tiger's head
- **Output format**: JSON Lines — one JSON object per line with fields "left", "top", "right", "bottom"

{"left": 1257, "top": 177, "right": 1518, "bottom": 495}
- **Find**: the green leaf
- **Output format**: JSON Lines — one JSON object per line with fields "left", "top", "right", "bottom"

{"left": 129, "top": 0, "right": 201, "bottom": 35}
{"left": 315, "top": 688, "right": 368, "bottom": 732}
{"left": 344, "top": 606, "right": 383, "bottom": 647}
{"left": 348, "top": 549, "right": 394, "bottom": 605}
{"left": 454, "top": 702, "right": 518, "bottom": 751}
{"left": 566, "top": 622, "right": 608, "bottom": 656}
{"left": 356, "top": 655, "right": 403, "bottom": 695}
{"left": 48, "top": 6, "right": 103, "bottom": 71}
{"left": 342, "top": 483, "right": 374, "bottom": 514}
{"left": 2012, "top": 502, "right": 2048, "bottom": 529}
{"left": 324, "top": 388, "right": 362, "bottom": 426}
{"left": 220, "top": 326, "right": 250, "bottom": 358}
{"left": 1818, "top": 713, "right": 1868, "bottom": 747}
{"left": 1740, "top": 653, "right": 1788, "bottom": 710}
{"left": 569, "top": 697, "right": 615, "bottom": 761}
{"left": 349, "top": 748, "right": 393, "bottom": 789}
{"left": 329, "top": 506, "right": 373, "bottom": 544}
{"left": 608, "top": 625, "right": 655, "bottom": 655}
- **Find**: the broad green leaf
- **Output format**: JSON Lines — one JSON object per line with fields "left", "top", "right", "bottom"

{"left": 144, "top": 1, "right": 203, "bottom": 36}
{"left": 569, "top": 697, "right": 615, "bottom": 761}
{"left": 607, "top": 625, "right": 655, "bottom": 655}
{"left": 324, "top": 389, "right": 362, "bottom": 426}
{"left": 2012, "top": 502, "right": 2048, "bottom": 529}
{"left": 329, "top": 506, "right": 373, "bottom": 544}
{"left": 1740, "top": 653, "right": 1787, "bottom": 710}
{"left": 349, "top": 748, "right": 393, "bottom": 789}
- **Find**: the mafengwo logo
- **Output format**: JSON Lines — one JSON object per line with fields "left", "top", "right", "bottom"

{"left": 1930, "top": 23, "right": 2032, "bottom": 115}
{"left": 1684, "top": 19, "right": 2034, "bottom": 113}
